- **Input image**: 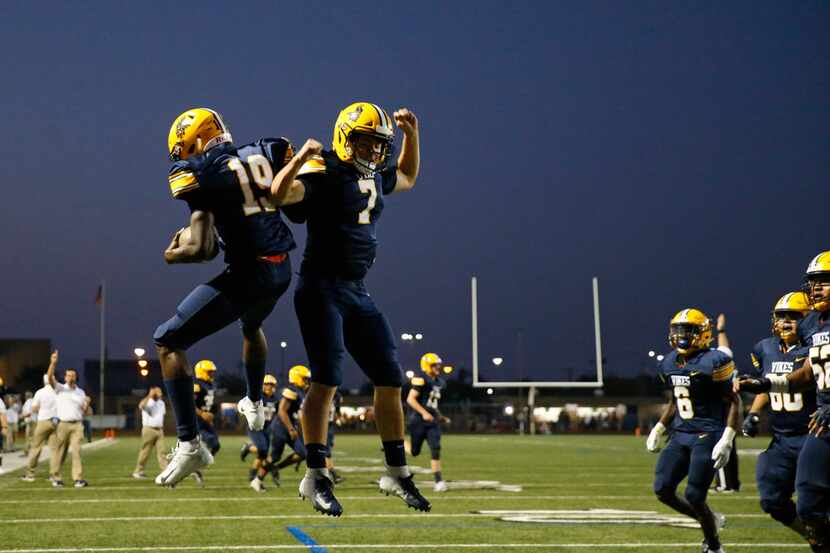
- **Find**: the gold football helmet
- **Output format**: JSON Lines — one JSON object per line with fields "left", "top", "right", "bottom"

{"left": 772, "top": 291, "right": 810, "bottom": 343}
{"left": 668, "top": 308, "right": 712, "bottom": 354}
{"left": 263, "top": 374, "right": 278, "bottom": 386}
{"left": 288, "top": 365, "right": 311, "bottom": 388}
{"left": 194, "top": 359, "right": 217, "bottom": 382}
{"left": 168, "top": 108, "right": 232, "bottom": 161}
{"left": 332, "top": 101, "right": 394, "bottom": 173}
{"left": 804, "top": 251, "right": 830, "bottom": 312}
{"left": 420, "top": 353, "right": 443, "bottom": 376}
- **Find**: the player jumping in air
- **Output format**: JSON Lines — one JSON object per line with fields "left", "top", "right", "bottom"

{"left": 154, "top": 108, "right": 296, "bottom": 487}
{"left": 647, "top": 308, "right": 740, "bottom": 553}
{"left": 271, "top": 102, "right": 428, "bottom": 516}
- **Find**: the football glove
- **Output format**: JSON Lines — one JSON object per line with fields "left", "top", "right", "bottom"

{"left": 810, "top": 405, "right": 830, "bottom": 437}
{"left": 712, "top": 427, "right": 736, "bottom": 469}
{"left": 736, "top": 374, "right": 772, "bottom": 394}
{"left": 646, "top": 422, "right": 666, "bottom": 453}
{"left": 742, "top": 412, "right": 760, "bottom": 437}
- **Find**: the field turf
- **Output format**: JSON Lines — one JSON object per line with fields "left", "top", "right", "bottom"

{"left": 0, "top": 434, "right": 808, "bottom": 552}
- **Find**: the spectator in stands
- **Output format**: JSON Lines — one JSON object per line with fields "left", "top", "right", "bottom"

{"left": 21, "top": 391, "right": 34, "bottom": 456}
{"left": 132, "top": 387, "right": 168, "bottom": 479}
{"left": 47, "top": 350, "right": 91, "bottom": 488}
{"left": 22, "top": 370, "right": 60, "bottom": 482}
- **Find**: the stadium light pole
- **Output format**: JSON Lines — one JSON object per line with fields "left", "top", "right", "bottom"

{"left": 280, "top": 341, "right": 287, "bottom": 381}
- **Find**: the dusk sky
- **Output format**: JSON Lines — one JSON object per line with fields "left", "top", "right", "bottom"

{"left": 0, "top": 2, "right": 827, "bottom": 389}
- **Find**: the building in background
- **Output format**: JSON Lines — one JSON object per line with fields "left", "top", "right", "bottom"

{"left": 0, "top": 339, "right": 51, "bottom": 391}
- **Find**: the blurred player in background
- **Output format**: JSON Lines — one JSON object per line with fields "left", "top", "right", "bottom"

{"left": 740, "top": 292, "right": 815, "bottom": 545}
{"left": 269, "top": 365, "right": 310, "bottom": 486}
{"left": 272, "top": 102, "right": 427, "bottom": 516}
{"left": 647, "top": 309, "right": 739, "bottom": 553}
{"left": 326, "top": 389, "right": 344, "bottom": 483}
{"left": 194, "top": 360, "right": 220, "bottom": 457}
{"left": 154, "top": 108, "right": 296, "bottom": 487}
{"left": 738, "top": 251, "right": 830, "bottom": 552}
{"left": 406, "top": 353, "right": 451, "bottom": 492}
{"left": 240, "top": 374, "right": 279, "bottom": 492}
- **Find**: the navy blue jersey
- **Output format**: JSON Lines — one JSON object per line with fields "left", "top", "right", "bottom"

{"left": 798, "top": 310, "right": 823, "bottom": 345}
{"left": 751, "top": 337, "right": 814, "bottom": 435}
{"left": 168, "top": 139, "right": 296, "bottom": 264}
{"left": 193, "top": 378, "right": 216, "bottom": 413}
{"left": 410, "top": 374, "right": 445, "bottom": 419}
{"left": 278, "top": 384, "right": 304, "bottom": 427}
{"left": 804, "top": 312, "right": 830, "bottom": 408}
{"left": 288, "top": 150, "right": 398, "bottom": 280}
{"left": 261, "top": 390, "right": 278, "bottom": 426}
{"left": 659, "top": 348, "right": 734, "bottom": 433}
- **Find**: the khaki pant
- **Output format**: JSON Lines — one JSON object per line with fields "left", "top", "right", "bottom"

{"left": 51, "top": 421, "right": 84, "bottom": 481}
{"left": 26, "top": 419, "right": 59, "bottom": 475}
{"left": 135, "top": 426, "right": 168, "bottom": 473}
{"left": 24, "top": 420, "right": 35, "bottom": 452}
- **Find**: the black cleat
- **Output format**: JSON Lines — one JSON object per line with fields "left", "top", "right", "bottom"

{"left": 378, "top": 474, "right": 431, "bottom": 512}
{"left": 331, "top": 469, "right": 345, "bottom": 484}
{"left": 299, "top": 472, "right": 343, "bottom": 517}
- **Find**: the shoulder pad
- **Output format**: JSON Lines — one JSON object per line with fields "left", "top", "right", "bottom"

{"left": 298, "top": 155, "right": 326, "bottom": 176}
{"left": 282, "top": 388, "right": 298, "bottom": 400}
{"left": 411, "top": 377, "right": 425, "bottom": 386}
{"left": 168, "top": 161, "right": 199, "bottom": 198}
{"left": 711, "top": 358, "right": 736, "bottom": 382}
{"left": 193, "top": 383, "right": 201, "bottom": 393}
{"left": 750, "top": 353, "right": 760, "bottom": 369}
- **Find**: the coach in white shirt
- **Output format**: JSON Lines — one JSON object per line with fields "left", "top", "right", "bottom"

{"left": 22, "top": 366, "right": 60, "bottom": 482}
{"left": 47, "top": 350, "right": 90, "bottom": 488}
{"left": 132, "top": 386, "right": 168, "bottom": 478}
{"left": 0, "top": 396, "right": 7, "bottom": 456}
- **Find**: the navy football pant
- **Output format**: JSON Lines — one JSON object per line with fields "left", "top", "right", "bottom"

{"left": 271, "top": 424, "right": 307, "bottom": 461}
{"left": 654, "top": 430, "right": 719, "bottom": 506}
{"left": 196, "top": 418, "right": 220, "bottom": 455}
{"left": 154, "top": 257, "right": 292, "bottom": 351}
{"left": 796, "top": 434, "right": 830, "bottom": 524}
{"left": 757, "top": 434, "right": 805, "bottom": 525}
{"left": 247, "top": 426, "right": 274, "bottom": 461}
{"left": 409, "top": 419, "right": 442, "bottom": 460}
{"left": 294, "top": 274, "right": 403, "bottom": 387}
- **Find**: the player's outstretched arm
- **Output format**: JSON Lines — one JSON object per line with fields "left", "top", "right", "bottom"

{"left": 271, "top": 139, "right": 322, "bottom": 206}
{"left": 47, "top": 350, "right": 58, "bottom": 388}
{"left": 736, "top": 358, "right": 815, "bottom": 394}
{"left": 393, "top": 108, "right": 419, "bottom": 192}
{"left": 163, "top": 210, "right": 217, "bottom": 264}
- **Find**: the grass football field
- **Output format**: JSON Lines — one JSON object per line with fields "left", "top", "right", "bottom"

{"left": 0, "top": 434, "right": 809, "bottom": 552}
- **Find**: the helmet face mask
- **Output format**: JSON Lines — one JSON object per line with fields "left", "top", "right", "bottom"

{"left": 348, "top": 132, "right": 390, "bottom": 174}
{"left": 772, "top": 311, "right": 802, "bottom": 343}
{"left": 333, "top": 102, "right": 394, "bottom": 173}
{"left": 669, "top": 323, "right": 701, "bottom": 353}
{"left": 804, "top": 275, "right": 830, "bottom": 312}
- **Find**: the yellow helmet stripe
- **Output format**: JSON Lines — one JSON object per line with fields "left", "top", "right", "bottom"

{"left": 370, "top": 103, "right": 390, "bottom": 129}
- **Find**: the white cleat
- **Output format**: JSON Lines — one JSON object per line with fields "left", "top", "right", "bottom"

{"left": 154, "top": 439, "right": 213, "bottom": 487}
{"left": 237, "top": 396, "right": 265, "bottom": 431}
{"left": 433, "top": 480, "right": 448, "bottom": 492}
{"left": 131, "top": 472, "right": 147, "bottom": 480}
{"left": 250, "top": 477, "right": 266, "bottom": 493}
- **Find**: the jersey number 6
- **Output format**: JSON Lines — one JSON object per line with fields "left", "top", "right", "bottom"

{"left": 674, "top": 386, "right": 694, "bottom": 420}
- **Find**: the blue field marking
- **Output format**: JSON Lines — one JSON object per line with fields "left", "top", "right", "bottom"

{"left": 286, "top": 526, "right": 328, "bottom": 553}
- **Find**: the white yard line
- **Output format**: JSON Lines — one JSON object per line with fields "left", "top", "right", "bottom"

{"left": 13, "top": 494, "right": 762, "bottom": 504}
{"left": 0, "top": 543, "right": 809, "bottom": 552}
{"left": 0, "top": 512, "right": 771, "bottom": 524}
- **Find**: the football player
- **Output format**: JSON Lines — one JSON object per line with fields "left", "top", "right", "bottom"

{"left": 193, "top": 360, "right": 220, "bottom": 456}
{"left": 271, "top": 102, "right": 428, "bottom": 516}
{"left": 153, "top": 109, "right": 296, "bottom": 487}
{"left": 406, "top": 353, "right": 451, "bottom": 492}
{"left": 269, "top": 365, "right": 310, "bottom": 486}
{"left": 240, "top": 374, "right": 279, "bottom": 492}
{"left": 647, "top": 308, "right": 740, "bottom": 553}
{"left": 326, "top": 390, "right": 344, "bottom": 484}
{"left": 737, "top": 252, "right": 830, "bottom": 552}
{"left": 740, "top": 292, "right": 815, "bottom": 543}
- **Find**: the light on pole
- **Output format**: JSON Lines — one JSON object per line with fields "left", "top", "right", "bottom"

{"left": 492, "top": 357, "right": 504, "bottom": 366}
{"left": 134, "top": 348, "right": 146, "bottom": 358}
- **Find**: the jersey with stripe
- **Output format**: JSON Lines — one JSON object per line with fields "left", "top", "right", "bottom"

{"left": 277, "top": 384, "right": 304, "bottom": 428}
{"left": 798, "top": 310, "right": 824, "bottom": 345}
{"left": 751, "top": 337, "right": 814, "bottom": 435}
{"left": 261, "top": 390, "right": 278, "bottom": 426}
{"left": 659, "top": 348, "right": 734, "bottom": 433}
{"left": 286, "top": 150, "right": 398, "bottom": 280}
{"left": 167, "top": 140, "right": 296, "bottom": 265}
{"left": 410, "top": 374, "right": 445, "bottom": 419}
{"left": 803, "top": 312, "right": 830, "bottom": 408}
{"left": 193, "top": 378, "right": 216, "bottom": 414}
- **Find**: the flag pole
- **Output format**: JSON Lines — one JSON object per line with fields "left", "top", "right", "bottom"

{"left": 99, "top": 280, "right": 106, "bottom": 415}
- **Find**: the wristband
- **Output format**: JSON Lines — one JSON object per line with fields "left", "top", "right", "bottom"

{"left": 721, "top": 426, "right": 737, "bottom": 442}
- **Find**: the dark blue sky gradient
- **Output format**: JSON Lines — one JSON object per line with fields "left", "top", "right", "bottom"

{"left": 0, "top": 2, "right": 827, "bottom": 387}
